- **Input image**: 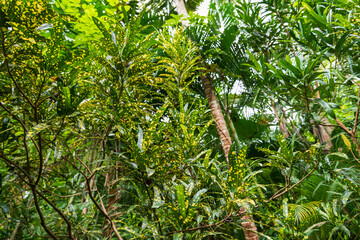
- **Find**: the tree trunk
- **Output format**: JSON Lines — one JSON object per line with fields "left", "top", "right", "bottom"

{"left": 311, "top": 118, "right": 333, "bottom": 153}
{"left": 271, "top": 101, "right": 290, "bottom": 138}
{"left": 173, "top": 1, "right": 259, "bottom": 239}
{"left": 240, "top": 209, "right": 259, "bottom": 240}
{"left": 174, "top": 0, "right": 190, "bottom": 25}
{"left": 174, "top": 0, "right": 232, "bottom": 162}
{"left": 201, "top": 74, "right": 232, "bottom": 161}
{"left": 174, "top": 0, "right": 188, "bottom": 16}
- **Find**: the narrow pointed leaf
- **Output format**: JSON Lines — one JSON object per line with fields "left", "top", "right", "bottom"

{"left": 176, "top": 184, "right": 186, "bottom": 217}
{"left": 54, "top": 143, "right": 63, "bottom": 161}
{"left": 152, "top": 186, "right": 164, "bottom": 208}
{"left": 302, "top": 2, "right": 327, "bottom": 27}
{"left": 313, "top": 98, "right": 336, "bottom": 119}
{"left": 111, "top": 30, "right": 117, "bottom": 47}
{"left": 335, "top": 31, "right": 350, "bottom": 53}
{"left": 341, "top": 134, "right": 352, "bottom": 150}
{"left": 137, "top": 126, "right": 143, "bottom": 152}
{"left": 279, "top": 60, "right": 303, "bottom": 79}
{"left": 26, "top": 123, "right": 49, "bottom": 139}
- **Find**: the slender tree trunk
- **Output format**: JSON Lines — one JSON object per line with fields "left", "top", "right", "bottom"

{"left": 311, "top": 118, "right": 333, "bottom": 153}
{"left": 174, "top": 0, "right": 188, "bottom": 16}
{"left": 173, "top": 1, "right": 259, "bottom": 239}
{"left": 240, "top": 210, "right": 259, "bottom": 240}
{"left": 174, "top": 0, "right": 190, "bottom": 25}
{"left": 201, "top": 74, "right": 232, "bottom": 162}
{"left": 174, "top": 0, "right": 232, "bottom": 162}
{"left": 271, "top": 101, "right": 290, "bottom": 138}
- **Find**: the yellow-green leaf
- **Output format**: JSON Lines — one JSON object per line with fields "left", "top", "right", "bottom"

{"left": 341, "top": 134, "right": 352, "bottom": 150}
{"left": 26, "top": 123, "right": 49, "bottom": 139}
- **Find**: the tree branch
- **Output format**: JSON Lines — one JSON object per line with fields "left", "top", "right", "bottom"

{"left": 270, "top": 161, "right": 319, "bottom": 200}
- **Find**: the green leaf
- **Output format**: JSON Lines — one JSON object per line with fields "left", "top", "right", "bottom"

{"left": 228, "top": 147, "right": 247, "bottom": 190}
{"left": 137, "top": 125, "right": 143, "bottom": 152}
{"left": 194, "top": 119, "right": 214, "bottom": 143}
{"left": 302, "top": 2, "right": 327, "bottom": 27}
{"left": 189, "top": 189, "right": 207, "bottom": 208}
{"left": 279, "top": 59, "right": 303, "bottom": 79}
{"left": 152, "top": 186, "right": 164, "bottom": 208}
{"left": 306, "top": 71, "right": 323, "bottom": 83}
{"left": 305, "top": 221, "right": 328, "bottom": 234}
{"left": 92, "top": 17, "right": 117, "bottom": 54}
{"left": 54, "top": 143, "right": 63, "bottom": 161}
{"left": 63, "top": 87, "right": 71, "bottom": 111}
{"left": 341, "top": 190, "right": 352, "bottom": 205}
{"left": 121, "top": 5, "right": 129, "bottom": 24}
{"left": 341, "top": 134, "right": 352, "bottom": 150}
{"left": 146, "top": 167, "right": 155, "bottom": 177}
{"left": 247, "top": 50, "right": 261, "bottom": 71}
{"left": 0, "top": 201, "right": 10, "bottom": 214}
{"left": 335, "top": 31, "right": 350, "bottom": 53}
{"left": 313, "top": 98, "right": 336, "bottom": 119}
{"left": 173, "top": 232, "right": 183, "bottom": 240}
{"left": 111, "top": 30, "right": 117, "bottom": 47}
{"left": 283, "top": 198, "right": 289, "bottom": 219}
{"left": 26, "top": 123, "right": 49, "bottom": 139}
{"left": 332, "top": 199, "right": 338, "bottom": 217}
{"left": 78, "top": 119, "right": 85, "bottom": 132}
{"left": 176, "top": 184, "right": 186, "bottom": 217}
{"left": 143, "top": 102, "right": 170, "bottom": 151}
{"left": 326, "top": 152, "right": 348, "bottom": 159}
{"left": 340, "top": 224, "right": 351, "bottom": 237}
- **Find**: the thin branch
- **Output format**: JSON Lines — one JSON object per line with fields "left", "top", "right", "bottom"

{"left": 31, "top": 186, "right": 59, "bottom": 240}
{"left": 34, "top": 132, "right": 44, "bottom": 185}
{"left": 84, "top": 173, "right": 123, "bottom": 240}
{"left": 353, "top": 86, "right": 360, "bottom": 134}
{"left": 0, "top": 101, "right": 40, "bottom": 153}
{"left": 1, "top": 30, "right": 36, "bottom": 109}
{"left": 34, "top": 189, "right": 74, "bottom": 239}
{"left": 165, "top": 211, "right": 234, "bottom": 236}
{"left": 9, "top": 221, "right": 21, "bottom": 240}
{"left": 142, "top": 174, "right": 163, "bottom": 235}
{"left": 23, "top": 112, "right": 30, "bottom": 171}
{"left": 273, "top": 3, "right": 296, "bottom": 56}
{"left": 0, "top": 153, "right": 32, "bottom": 181}
{"left": 43, "top": 117, "right": 65, "bottom": 148}
{"left": 270, "top": 161, "right": 319, "bottom": 200}
{"left": 40, "top": 186, "right": 85, "bottom": 198}
{"left": 346, "top": 212, "right": 360, "bottom": 223}
{"left": 335, "top": 118, "right": 360, "bottom": 155}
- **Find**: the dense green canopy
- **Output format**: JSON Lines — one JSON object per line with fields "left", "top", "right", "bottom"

{"left": 0, "top": 0, "right": 360, "bottom": 239}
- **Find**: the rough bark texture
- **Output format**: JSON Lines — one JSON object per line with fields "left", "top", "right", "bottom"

{"left": 103, "top": 174, "right": 122, "bottom": 238}
{"left": 271, "top": 101, "right": 290, "bottom": 138}
{"left": 240, "top": 212, "right": 259, "bottom": 240}
{"left": 173, "top": 1, "right": 259, "bottom": 239}
{"left": 174, "top": 0, "right": 190, "bottom": 25}
{"left": 174, "top": 0, "right": 188, "bottom": 16}
{"left": 175, "top": 0, "right": 232, "bottom": 161}
{"left": 201, "top": 74, "right": 232, "bottom": 162}
{"left": 311, "top": 118, "right": 333, "bottom": 153}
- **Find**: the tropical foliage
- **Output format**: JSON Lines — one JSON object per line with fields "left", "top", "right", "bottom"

{"left": 0, "top": 0, "right": 360, "bottom": 239}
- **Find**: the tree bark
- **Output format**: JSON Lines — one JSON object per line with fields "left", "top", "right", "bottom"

{"left": 174, "top": 0, "right": 188, "bottom": 16}
{"left": 311, "top": 118, "right": 333, "bottom": 153}
{"left": 201, "top": 74, "right": 232, "bottom": 162}
{"left": 240, "top": 211, "right": 259, "bottom": 240}
{"left": 174, "top": 0, "right": 232, "bottom": 162}
{"left": 173, "top": 1, "right": 259, "bottom": 239}
{"left": 271, "top": 101, "right": 290, "bottom": 138}
{"left": 174, "top": 0, "right": 190, "bottom": 25}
